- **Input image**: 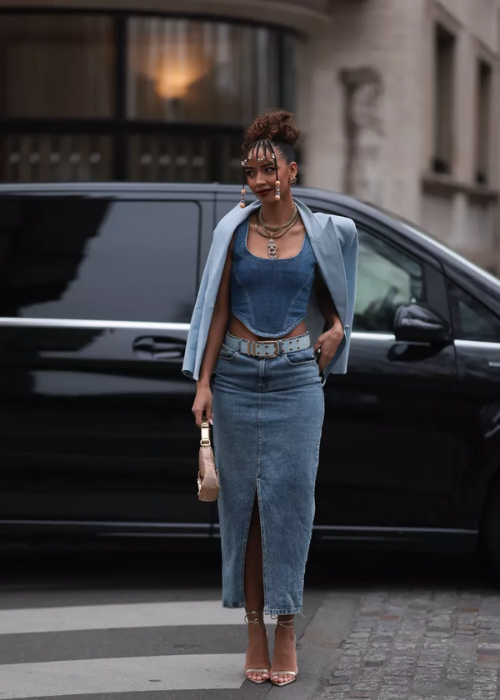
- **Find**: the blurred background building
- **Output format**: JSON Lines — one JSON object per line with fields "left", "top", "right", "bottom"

{"left": 1, "top": 0, "right": 499, "bottom": 271}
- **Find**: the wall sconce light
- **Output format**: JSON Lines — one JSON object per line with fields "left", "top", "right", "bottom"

{"left": 155, "top": 57, "right": 210, "bottom": 101}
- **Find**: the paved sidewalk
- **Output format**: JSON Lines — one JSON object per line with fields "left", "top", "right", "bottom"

{"left": 312, "top": 589, "right": 500, "bottom": 700}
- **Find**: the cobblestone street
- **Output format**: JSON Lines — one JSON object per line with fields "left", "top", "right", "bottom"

{"left": 318, "top": 586, "right": 500, "bottom": 700}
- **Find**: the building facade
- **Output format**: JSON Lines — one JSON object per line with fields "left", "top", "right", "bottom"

{"left": 1, "top": 0, "right": 499, "bottom": 271}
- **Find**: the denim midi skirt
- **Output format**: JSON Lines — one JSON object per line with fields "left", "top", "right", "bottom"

{"left": 212, "top": 331, "right": 325, "bottom": 615}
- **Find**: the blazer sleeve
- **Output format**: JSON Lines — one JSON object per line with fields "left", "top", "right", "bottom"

{"left": 342, "top": 219, "right": 359, "bottom": 330}
{"left": 181, "top": 244, "right": 213, "bottom": 380}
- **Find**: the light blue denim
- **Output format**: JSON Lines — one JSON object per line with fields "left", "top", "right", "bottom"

{"left": 212, "top": 331, "right": 325, "bottom": 615}
{"left": 230, "top": 218, "right": 317, "bottom": 338}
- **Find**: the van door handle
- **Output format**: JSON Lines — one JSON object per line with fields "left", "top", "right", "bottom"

{"left": 488, "top": 361, "right": 500, "bottom": 368}
{"left": 133, "top": 336, "right": 186, "bottom": 360}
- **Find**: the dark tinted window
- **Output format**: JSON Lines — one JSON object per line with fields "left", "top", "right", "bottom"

{"left": 0, "top": 197, "right": 199, "bottom": 323}
{"left": 449, "top": 283, "right": 500, "bottom": 342}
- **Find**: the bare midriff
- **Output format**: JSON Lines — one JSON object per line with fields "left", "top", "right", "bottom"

{"left": 228, "top": 314, "right": 308, "bottom": 342}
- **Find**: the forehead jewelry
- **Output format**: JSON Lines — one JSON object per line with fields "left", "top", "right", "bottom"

{"left": 240, "top": 138, "right": 279, "bottom": 207}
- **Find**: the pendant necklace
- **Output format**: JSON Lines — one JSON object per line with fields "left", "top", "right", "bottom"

{"left": 255, "top": 204, "right": 300, "bottom": 259}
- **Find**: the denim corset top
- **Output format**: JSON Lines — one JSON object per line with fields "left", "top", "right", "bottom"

{"left": 230, "top": 217, "right": 317, "bottom": 338}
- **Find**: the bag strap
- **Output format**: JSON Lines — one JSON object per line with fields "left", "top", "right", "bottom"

{"left": 200, "top": 419, "right": 211, "bottom": 447}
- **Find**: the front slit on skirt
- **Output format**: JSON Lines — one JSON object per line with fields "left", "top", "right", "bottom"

{"left": 212, "top": 335, "right": 325, "bottom": 616}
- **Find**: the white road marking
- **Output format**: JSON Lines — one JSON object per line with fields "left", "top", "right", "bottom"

{"left": 0, "top": 601, "right": 246, "bottom": 635}
{"left": 0, "top": 654, "right": 245, "bottom": 697}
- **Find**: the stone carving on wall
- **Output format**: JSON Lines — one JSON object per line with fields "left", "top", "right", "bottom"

{"left": 340, "top": 67, "right": 384, "bottom": 205}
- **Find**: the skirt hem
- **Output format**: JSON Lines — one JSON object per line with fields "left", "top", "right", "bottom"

{"left": 222, "top": 602, "right": 303, "bottom": 615}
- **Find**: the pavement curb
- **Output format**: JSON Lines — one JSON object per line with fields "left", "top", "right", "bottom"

{"left": 267, "top": 591, "right": 364, "bottom": 699}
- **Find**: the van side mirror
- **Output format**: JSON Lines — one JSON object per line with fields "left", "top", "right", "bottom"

{"left": 394, "top": 303, "right": 451, "bottom": 345}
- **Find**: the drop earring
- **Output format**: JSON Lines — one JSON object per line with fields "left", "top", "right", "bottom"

{"left": 289, "top": 176, "right": 297, "bottom": 186}
{"left": 275, "top": 180, "right": 281, "bottom": 201}
{"left": 240, "top": 187, "right": 246, "bottom": 208}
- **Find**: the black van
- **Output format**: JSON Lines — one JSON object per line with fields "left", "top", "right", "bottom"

{"left": 1, "top": 183, "right": 500, "bottom": 570}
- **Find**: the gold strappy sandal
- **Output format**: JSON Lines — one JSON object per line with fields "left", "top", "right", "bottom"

{"left": 243, "top": 610, "right": 270, "bottom": 684}
{"left": 270, "top": 615, "right": 298, "bottom": 687}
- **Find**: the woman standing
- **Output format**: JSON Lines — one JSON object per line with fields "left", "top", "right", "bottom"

{"left": 182, "top": 110, "right": 358, "bottom": 687}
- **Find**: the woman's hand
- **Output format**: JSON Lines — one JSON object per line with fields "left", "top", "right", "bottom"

{"left": 192, "top": 382, "right": 213, "bottom": 428}
{"left": 313, "top": 322, "right": 345, "bottom": 372}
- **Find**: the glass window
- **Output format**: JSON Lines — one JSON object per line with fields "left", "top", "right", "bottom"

{"left": 127, "top": 17, "right": 280, "bottom": 124}
{"left": 0, "top": 198, "right": 200, "bottom": 323}
{"left": 476, "top": 60, "right": 492, "bottom": 186}
{"left": 449, "top": 283, "right": 500, "bottom": 342}
{"left": 432, "top": 24, "right": 455, "bottom": 174}
{"left": 0, "top": 14, "right": 115, "bottom": 118}
{"left": 0, "top": 11, "right": 297, "bottom": 184}
{"left": 354, "top": 227, "right": 424, "bottom": 332}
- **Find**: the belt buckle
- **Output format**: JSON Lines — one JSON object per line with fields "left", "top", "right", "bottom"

{"left": 267, "top": 340, "right": 279, "bottom": 358}
{"left": 246, "top": 340, "right": 280, "bottom": 358}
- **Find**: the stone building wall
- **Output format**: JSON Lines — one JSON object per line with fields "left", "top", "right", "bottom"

{"left": 300, "top": 0, "right": 425, "bottom": 223}
{"left": 299, "top": 0, "right": 500, "bottom": 272}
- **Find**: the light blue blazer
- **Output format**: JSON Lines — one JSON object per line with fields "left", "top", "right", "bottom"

{"left": 182, "top": 197, "right": 358, "bottom": 387}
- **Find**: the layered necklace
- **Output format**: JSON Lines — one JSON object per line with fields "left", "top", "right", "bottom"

{"left": 255, "top": 204, "right": 300, "bottom": 259}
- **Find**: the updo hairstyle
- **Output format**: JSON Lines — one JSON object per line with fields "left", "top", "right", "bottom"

{"left": 242, "top": 110, "right": 301, "bottom": 164}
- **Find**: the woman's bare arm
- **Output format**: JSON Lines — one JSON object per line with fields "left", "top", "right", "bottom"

{"left": 312, "top": 269, "right": 344, "bottom": 371}
{"left": 191, "top": 236, "right": 234, "bottom": 427}
{"left": 313, "top": 269, "right": 341, "bottom": 329}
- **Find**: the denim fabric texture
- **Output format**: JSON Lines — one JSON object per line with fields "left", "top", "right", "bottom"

{"left": 212, "top": 331, "right": 325, "bottom": 615}
{"left": 230, "top": 218, "right": 317, "bottom": 338}
{"left": 181, "top": 199, "right": 359, "bottom": 385}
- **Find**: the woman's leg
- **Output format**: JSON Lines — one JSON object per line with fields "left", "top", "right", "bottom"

{"left": 244, "top": 497, "right": 270, "bottom": 682}
{"left": 271, "top": 614, "right": 298, "bottom": 685}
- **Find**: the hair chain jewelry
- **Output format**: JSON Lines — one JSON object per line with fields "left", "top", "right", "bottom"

{"left": 240, "top": 138, "right": 279, "bottom": 208}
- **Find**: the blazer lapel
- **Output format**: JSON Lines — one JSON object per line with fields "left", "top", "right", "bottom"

{"left": 295, "top": 199, "right": 348, "bottom": 328}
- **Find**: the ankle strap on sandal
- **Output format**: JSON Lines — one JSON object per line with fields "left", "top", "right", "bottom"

{"left": 244, "top": 610, "right": 264, "bottom": 624}
{"left": 271, "top": 614, "right": 294, "bottom": 627}
{"left": 270, "top": 612, "right": 305, "bottom": 627}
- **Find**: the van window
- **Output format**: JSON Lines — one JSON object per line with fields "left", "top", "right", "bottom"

{"left": 448, "top": 283, "right": 500, "bottom": 342}
{"left": 0, "top": 197, "right": 200, "bottom": 323}
{"left": 353, "top": 226, "right": 424, "bottom": 332}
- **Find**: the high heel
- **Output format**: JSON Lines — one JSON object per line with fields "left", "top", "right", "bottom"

{"left": 244, "top": 610, "right": 270, "bottom": 684}
{"left": 270, "top": 615, "right": 298, "bottom": 687}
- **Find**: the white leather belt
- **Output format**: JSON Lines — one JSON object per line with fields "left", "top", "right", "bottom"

{"left": 224, "top": 332, "right": 311, "bottom": 358}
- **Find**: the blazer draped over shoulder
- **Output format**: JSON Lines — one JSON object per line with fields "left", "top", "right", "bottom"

{"left": 181, "top": 198, "right": 358, "bottom": 387}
